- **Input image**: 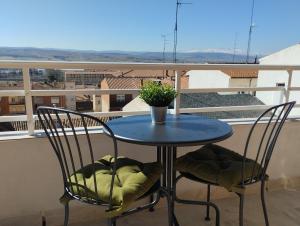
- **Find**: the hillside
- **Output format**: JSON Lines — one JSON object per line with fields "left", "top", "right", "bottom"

{"left": 0, "top": 47, "right": 256, "bottom": 63}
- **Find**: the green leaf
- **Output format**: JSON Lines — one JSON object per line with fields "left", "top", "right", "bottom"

{"left": 139, "top": 81, "right": 177, "bottom": 107}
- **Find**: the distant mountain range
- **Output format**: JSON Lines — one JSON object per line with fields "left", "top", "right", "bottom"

{"left": 0, "top": 47, "right": 258, "bottom": 63}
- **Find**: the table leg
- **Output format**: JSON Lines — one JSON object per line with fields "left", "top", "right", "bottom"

{"left": 162, "top": 146, "right": 167, "bottom": 188}
{"left": 167, "top": 147, "right": 173, "bottom": 226}
{"left": 156, "top": 146, "right": 162, "bottom": 187}
{"left": 157, "top": 146, "right": 179, "bottom": 226}
{"left": 171, "top": 147, "right": 179, "bottom": 226}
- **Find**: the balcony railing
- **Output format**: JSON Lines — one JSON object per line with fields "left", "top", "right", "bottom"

{"left": 0, "top": 60, "right": 300, "bottom": 135}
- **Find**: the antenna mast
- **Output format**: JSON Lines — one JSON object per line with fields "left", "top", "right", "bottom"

{"left": 161, "top": 34, "right": 169, "bottom": 62}
{"left": 173, "top": 0, "right": 191, "bottom": 63}
{"left": 246, "top": 0, "right": 255, "bottom": 63}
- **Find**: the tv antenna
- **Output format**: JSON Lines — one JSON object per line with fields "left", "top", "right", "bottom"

{"left": 161, "top": 34, "right": 170, "bottom": 63}
{"left": 173, "top": 0, "right": 192, "bottom": 63}
{"left": 246, "top": 0, "right": 255, "bottom": 63}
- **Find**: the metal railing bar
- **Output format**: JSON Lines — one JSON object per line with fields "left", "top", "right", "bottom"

{"left": 32, "top": 110, "right": 150, "bottom": 119}
{"left": 22, "top": 67, "right": 34, "bottom": 135}
{"left": 180, "top": 105, "right": 275, "bottom": 113}
{"left": 1, "top": 104, "right": 299, "bottom": 124}
{"left": 0, "top": 115, "right": 27, "bottom": 122}
{"left": 0, "top": 86, "right": 289, "bottom": 99}
{"left": 288, "top": 87, "right": 300, "bottom": 91}
{"left": 286, "top": 70, "right": 293, "bottom": 102}
{"left": 30, "top": 89, "right": 140, "bottom": 96}
{"left": 0, "top": 90, "right": 25, "bottom": 97}
{"left": 1, "top": 60, "right": 300, "bottom": 70}
{"left": 174, "top": 70, "right": 181, "bottom": 115}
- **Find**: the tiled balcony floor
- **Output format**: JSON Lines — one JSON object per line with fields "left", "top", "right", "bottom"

{"left": 2, "top": 188, "right": 299, "bottom": 226}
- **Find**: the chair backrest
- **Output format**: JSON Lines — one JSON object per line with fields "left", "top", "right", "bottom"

{"left": 242, "top": 101, "right": 296, "bottom": 186}
{"left": 37, "top": 106, "right": 118, "bottom": 207}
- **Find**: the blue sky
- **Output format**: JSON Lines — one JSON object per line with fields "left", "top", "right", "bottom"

{"left": 1, "top": 0, "right": 300, "bottom": 55}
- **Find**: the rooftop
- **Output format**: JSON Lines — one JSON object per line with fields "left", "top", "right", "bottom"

{"left": 102, "top": 77, "right": 174, "bottom": 89}
{"left": 221, "top": 69, "right": 258, "bottom": 78}
{"left": 179, "top": 93, "right": 265, "bottom": 118}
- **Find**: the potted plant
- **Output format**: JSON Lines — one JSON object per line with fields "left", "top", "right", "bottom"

{"left": 139, "top": 81, "right": 177, "bottom": 124}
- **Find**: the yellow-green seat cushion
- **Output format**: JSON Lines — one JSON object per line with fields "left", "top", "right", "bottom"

{"left": 176, "top": 144, "right": 262, "bottom": 193}
{"left": 68, "top": 155, "right": 162, "bottom": 217}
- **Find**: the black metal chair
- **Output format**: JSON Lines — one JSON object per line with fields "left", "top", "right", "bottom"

{"left": 37, "top": 107, "right": 162, "bottom": 226}
{"left": 175, "top": 101, "right": 296, "bottom": 226}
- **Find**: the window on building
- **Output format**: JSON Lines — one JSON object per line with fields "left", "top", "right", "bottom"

{"left": 276, "top": 83, "right": 285, "bottom": 87}
{"left": 116, "top": 94, "right": 125, "bottom": 103}
{"left": 51, "top": 97, "right": 60, "bottom": 104}
{"left": 34, "top": 97, "right": 44, "bottom": 104}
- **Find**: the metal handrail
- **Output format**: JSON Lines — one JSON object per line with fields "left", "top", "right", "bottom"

{"left": 0, "top": 61, "right": 299, "bottom": 135}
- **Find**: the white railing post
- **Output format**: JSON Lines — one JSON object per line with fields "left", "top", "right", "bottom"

{"left": 23, "top": 67, "right": 34, "bottom": 135}
{"left": 286, "top": 70, "right": 293, "bottom": 102}
{"left": 174, "top": 70, "right": 181, "bottom": 115}
{"left": 279, "top": 87, "right": 285, "bottom": 104}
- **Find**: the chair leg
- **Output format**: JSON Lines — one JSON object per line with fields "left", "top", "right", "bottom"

{"left": 215, "top": 205, "right": 220, "bottom": 226}
{"left": 238, "top": 194, "right": 244, "bottom": 226}
{"left": 149, "top": 194, "right": 155, "bottom": 212}
{"left": 205, "top": 184, "right": 211, "bottom": 221}
{"left": 261, "top": 180, "right": 270, "bottom": 226}
{"left": 63, "top": 203, "right": 69, "bottom": 226}
{"left": 107, "top": 218, "right": 117, "bottom": 226}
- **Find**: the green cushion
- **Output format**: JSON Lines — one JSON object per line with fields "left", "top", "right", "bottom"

{"left": 68, "top": 155, "right": 162, "bottom": 217}
{"left": 176, "top": 144, "right": 262, "bottom": 193}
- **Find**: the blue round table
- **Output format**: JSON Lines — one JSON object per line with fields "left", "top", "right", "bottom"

{"left": 105, "top": 114, "right": 233, "bottom": 226}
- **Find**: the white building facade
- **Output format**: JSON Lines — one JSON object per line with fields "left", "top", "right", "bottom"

{"left": 188, "top": 70, "right": 229, "bottom": 89}
{"left": 187, "top": 69, "right": 257, "bottom": 94}
{"left": 256, "top": 44, "right": 300, "bottom": 115}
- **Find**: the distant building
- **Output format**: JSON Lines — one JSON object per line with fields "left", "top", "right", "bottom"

{"left": 64, "top": 70, "right": 114, "bottom": 85}
{"left": 0, "top": 82, "right": 66, "bottom": 115}
{"left": 221, "top": 69, "right": 258, "bottom": 90}
{"left": 0, "top": 97, "right": 10, "bottom": 115}
{"left": 256, "top": 44, "right": 300, "bottom": 115}
{"left": 116, "top": 70, "right": 173, "bottom": 79}
{"left": 0, "top": 68, "right": 45, "bottom": 82}
{"left": 0, "top": 82, "right": 26, "bottom": 115}
{"left": 32, "top": 82, "right": 66, "bottom": 112}
{"left": 0, "top": 69, "right": 22, "bottom": 81}
{"left": 101, "top": 78, "right": 143, "bottom": 112}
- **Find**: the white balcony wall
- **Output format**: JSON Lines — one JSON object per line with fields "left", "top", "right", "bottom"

{"left": 0, "top": 121, "right": 300, "bottom": 221}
